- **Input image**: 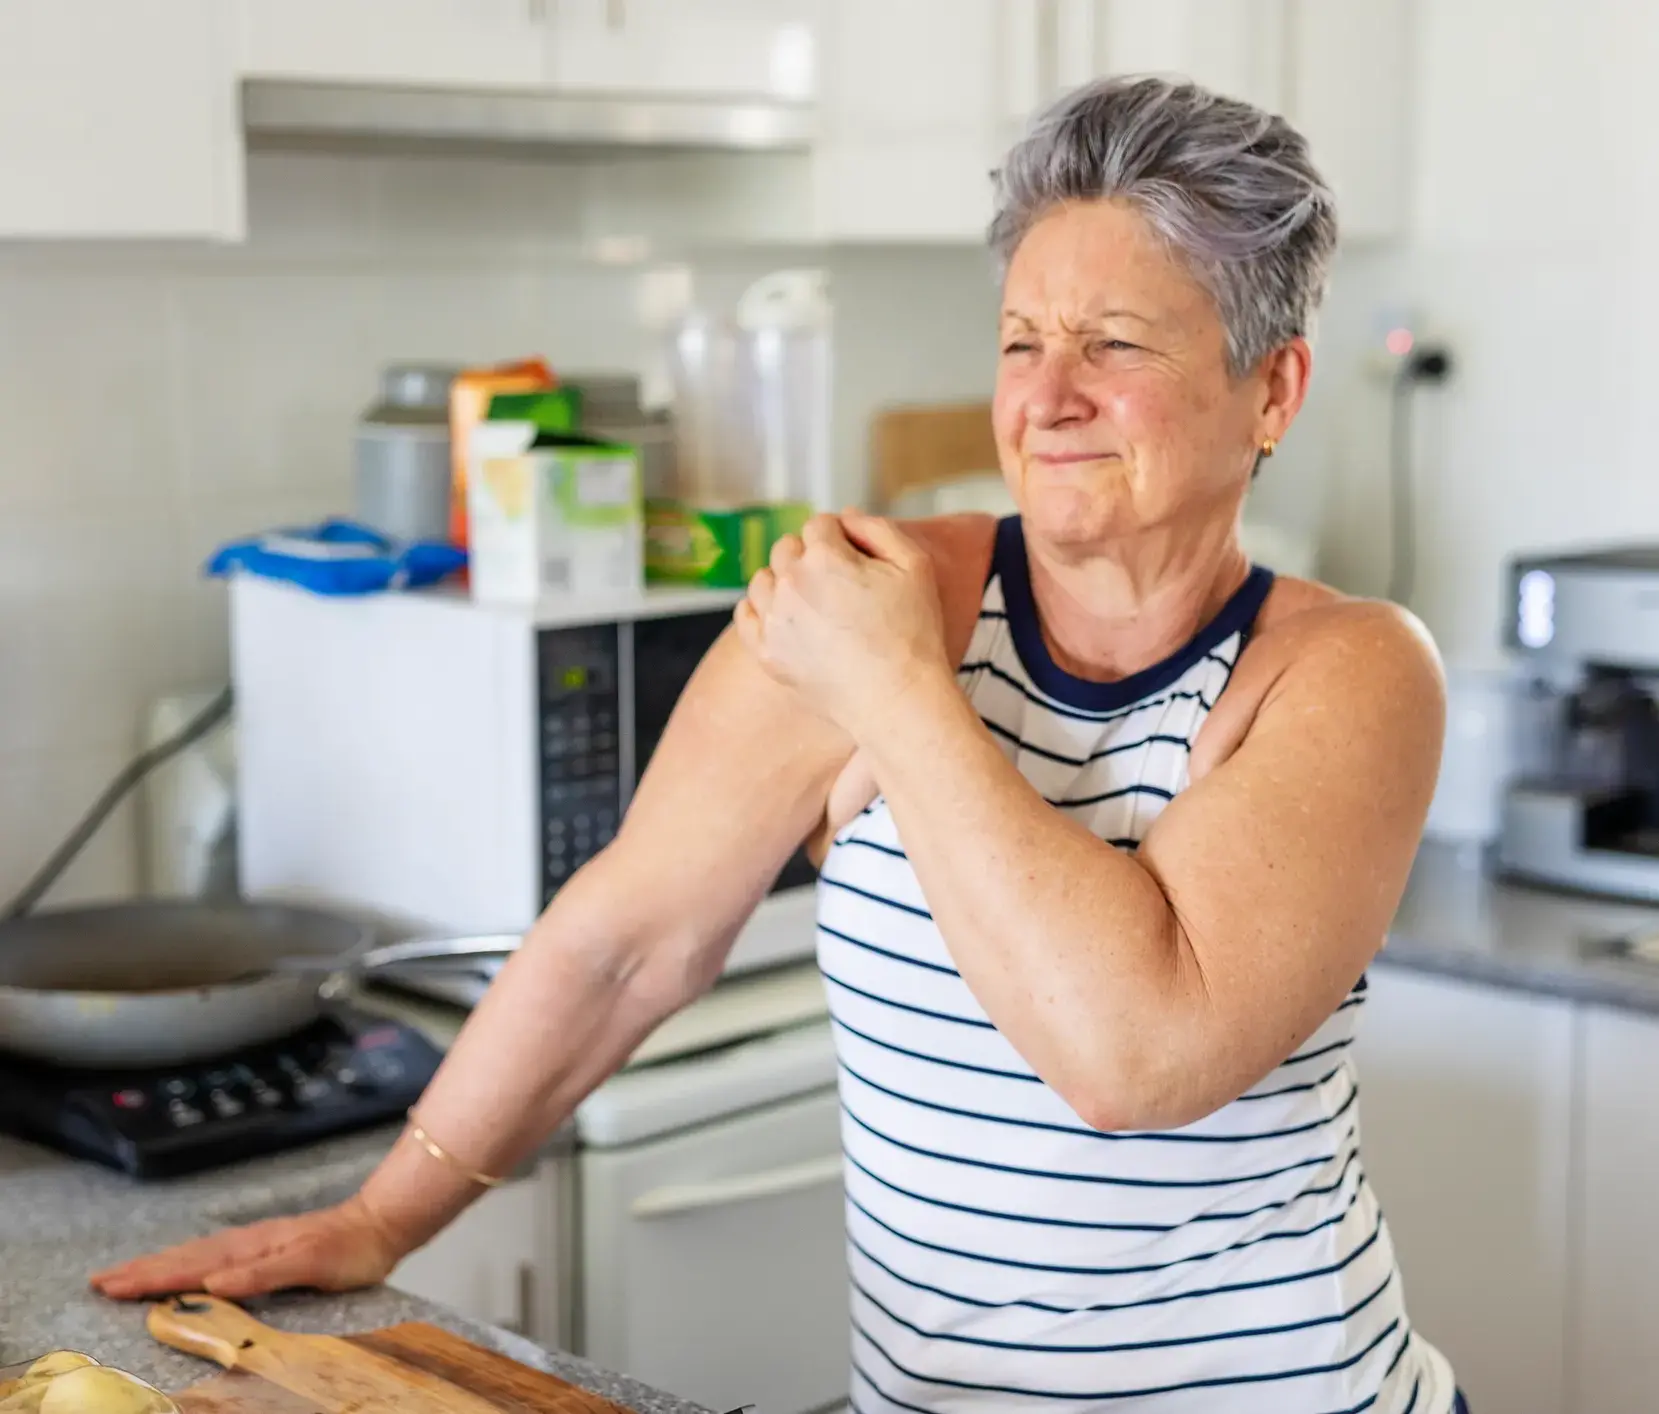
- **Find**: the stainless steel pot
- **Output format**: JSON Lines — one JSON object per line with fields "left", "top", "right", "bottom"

{"left": 0, "top": 901, "right": 372, "bottom": 1070}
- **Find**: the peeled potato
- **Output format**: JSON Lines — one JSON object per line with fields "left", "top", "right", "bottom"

{"left": 23, "top": 1355, "right": 98, "bottom": 1384}
{"left": 36, "top": 1367, "right": 175, "bottom": 1414}
{"left": 0, "top": 1382, "right": 48, "bottom": 1414}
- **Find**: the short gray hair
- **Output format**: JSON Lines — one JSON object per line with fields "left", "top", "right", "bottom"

{"left": 989, "top": 76, "right": 1338, "bottom": 376}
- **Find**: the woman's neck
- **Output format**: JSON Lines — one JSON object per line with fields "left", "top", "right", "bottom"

{"left": 1024, "top": 520, "right": 1251, "bottom": 684}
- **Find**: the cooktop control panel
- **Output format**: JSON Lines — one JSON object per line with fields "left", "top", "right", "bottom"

{"left": 0, "top": 1008, "right": 443, "bottom": 1179}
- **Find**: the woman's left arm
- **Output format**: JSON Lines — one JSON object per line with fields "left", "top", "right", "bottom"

{"left": 739, "top": 513, "right": 1445, "bottom": 1131}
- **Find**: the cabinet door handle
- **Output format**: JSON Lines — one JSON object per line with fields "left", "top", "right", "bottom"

{"left": 630, "top": 1155, "right": 843, "bottom": 1219}
{"left": 507, "top": 1260, "right": 536, "bottom": 1337}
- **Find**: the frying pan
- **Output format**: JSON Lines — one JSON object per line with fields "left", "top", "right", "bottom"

{"left": 0, "top": 900, "right": 372, "bottom": 1069}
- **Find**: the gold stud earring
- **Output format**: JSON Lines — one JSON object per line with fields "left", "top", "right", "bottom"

{"left": 1259, "top": 438, "right": 1277, "bottom": 458}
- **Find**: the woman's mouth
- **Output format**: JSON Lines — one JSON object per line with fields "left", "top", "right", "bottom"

{"left": 1029, "top": 450, "right": 1118, "bottom": 466}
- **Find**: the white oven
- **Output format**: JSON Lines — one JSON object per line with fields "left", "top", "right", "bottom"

{"left": 229, "top": 574, "right": 817, "bottom": 974}
{"left": 379, "top": 966, "right": 851, "bottom": 1414}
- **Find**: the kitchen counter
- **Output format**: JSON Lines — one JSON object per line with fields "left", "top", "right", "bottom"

{"left": 1382, "top": 838, "right": 1659, "bottom": 1013}
{"left": 0, "top": 1126, "right": 712, "bottom": 1414}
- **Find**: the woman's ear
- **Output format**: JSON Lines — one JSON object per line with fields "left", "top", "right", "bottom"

{"left": 1256, "top": 337, "right": 1314, "bottom": 448}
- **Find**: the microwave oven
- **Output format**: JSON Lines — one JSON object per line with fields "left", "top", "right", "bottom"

{"left": 230, "top": 576, "right": 818, "bottom": 974}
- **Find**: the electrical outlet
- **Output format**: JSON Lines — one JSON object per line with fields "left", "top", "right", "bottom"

{"left": 1363, "top": 307, "right": 1454, "bottom": 384}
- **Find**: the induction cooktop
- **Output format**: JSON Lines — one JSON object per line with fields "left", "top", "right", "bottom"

{"left": 0, "top": 1006, "right": 442, "bottom": 1180}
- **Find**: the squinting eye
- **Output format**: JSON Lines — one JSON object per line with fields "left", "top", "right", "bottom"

{"left": 1093, "top": 339, "right": 1140, "bottom": 354}
{"left": 1001, "top": 341, "right": 1037, "bottom": 356}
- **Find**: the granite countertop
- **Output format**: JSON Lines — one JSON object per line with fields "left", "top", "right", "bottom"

{"left": 0, "top": 1126, "right": 711, "bottom": 1413}
{"left": 1382, "top": 838, "right": 1659, "bottom": 1013}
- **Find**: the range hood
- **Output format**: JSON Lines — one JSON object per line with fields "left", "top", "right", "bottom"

{"left": 241, "top": 77, "right": 817, "bottom": 158}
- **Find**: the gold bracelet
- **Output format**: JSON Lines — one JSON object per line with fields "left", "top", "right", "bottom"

{"left": 405, "top": 1111, "right": 508, "bottom": 1189}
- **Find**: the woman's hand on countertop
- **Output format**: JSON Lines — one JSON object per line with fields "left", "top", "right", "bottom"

{"left": 88, "top": 1194, "right": 402, "bottom": 1301}
{"left": 735, "top": 510, "right": 954, "bottom": 742}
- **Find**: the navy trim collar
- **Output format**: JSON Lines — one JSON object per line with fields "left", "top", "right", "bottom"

{"left": 992, "top": 515, "right": 1275, "bottom": 713}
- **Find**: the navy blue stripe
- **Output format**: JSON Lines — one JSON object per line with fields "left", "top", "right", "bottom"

{"left": 846, "top": 1210, "right": 1386, "bottom": 1316}
{"left": 853, "top": 1309, "right": 1399, "bottom": 1401}
{"left": 845, "top": 1143, "right": 1363, "bottom": 1234}
{"left": 961, "top": 655, "right": 1217, "bottom": 723}
{"left": 1335, "top": 994, "right": 1367, "bottom": 1014}
{"left": 850, "top": 1360, "right": 945, "bottom": 1414}
{"left": 831, "top": 1014, "right": 1036, "bottom": 1082}
{"left": 1051, "top": 780, "right": 1176, "bottom": 809}
{"left": 819, "top": 872, "right": 934, "bottom": 921}
{"left": 847, "top": 1180, "right": 1366, "bottom": 1278}
{"left": 818, "top": 921, "right": 961, "bottom": 979}
{"left": 1284, "top": 1037, "right": 1353, "bottom": 1067}
{"left": 853, "top": 1263, "right": 1395, "bottom": 1356}
{"left": 977, "top": 609, "right": 1008, "bottom": 622}
{"left": 1236, "top": 1062, "right": 1348, "bottom": 1102}
{"left": 842, "top": 1100, "right": 1345, "bottom": 1189}
{"left": 824, "top": 971, "right": 997, "bottom": 1030}
{"left": 837, "top": 835, "right": 909, "bottom": 861}
{"left": 1399, "top": 1374, "right": 1422, "bottom": 1414}
{"left": 841, "top": 1055, "right": 1361, "bottom": 1144}
{"left": 981, "top": 716, "right": 1193, "bottom": 769}
{"left": 1385, "top": 1328, "right": 1413, "bottom": 1379}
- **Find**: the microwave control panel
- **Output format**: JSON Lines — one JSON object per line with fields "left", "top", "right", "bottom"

{"left": 537, "top": 624, "right": 623, "bottom": 902}
{"left": 536, "top": 611, "right": 818, "bottom": 908}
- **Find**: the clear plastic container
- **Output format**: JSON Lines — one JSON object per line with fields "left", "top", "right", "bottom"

{"left": 664, "top": 269, "right": 831, "bottom": 511}
{"left": 0, "top": 1350, "right": 180, "bottom": 1413}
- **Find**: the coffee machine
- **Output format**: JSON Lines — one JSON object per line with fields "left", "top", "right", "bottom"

{"left": 1497, "top": 547, "right": 1659, "bottom": 902}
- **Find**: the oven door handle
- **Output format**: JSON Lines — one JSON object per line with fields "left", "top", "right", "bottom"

{"left": 629, "top": 1154, "right": 844, "bottom": 1219}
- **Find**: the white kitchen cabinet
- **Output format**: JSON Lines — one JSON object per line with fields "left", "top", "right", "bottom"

{"left": 1355, "top": 966, "right": 1574, "bottom": 1414}
{"left": 1087, "top": 0, "right": 1289, "bottom": 115}
{"left": 814, "top": 0, "right": 1041, "bottom": 242}
{"left": 1071, "top": 0, "right": 1411, "bottom": 243}
{"left": 580, "top": 1087, "right": 847, "bottom": 1414}
{"left": 1282, "top": 0, "right": 1411, "bottom": 244}
{"left": 237, "top": 0, "right": 547, "bottom": 90}
{"left": 1571, "top": 1006, "right": 1659, "bottom": 1414}
{"left": 545, "top": 0, "right": 820, "bottom": 101}
{"left": 0, "top": 1, "right": 243, "bottom": 240}
{"left": 389, "top": 1160, "right": 572, "bottom": 1349}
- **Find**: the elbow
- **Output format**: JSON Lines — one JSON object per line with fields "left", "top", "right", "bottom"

{"left": 1057, "top": 1043, "right": 1215, "bottom": 1135}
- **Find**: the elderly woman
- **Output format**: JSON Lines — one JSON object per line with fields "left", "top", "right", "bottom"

{"left": 96, "top": 78, "right": 1461, "bottom": 1412}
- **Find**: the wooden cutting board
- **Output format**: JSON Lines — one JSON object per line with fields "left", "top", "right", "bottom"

{"left": 149, "top": 1295, "right": 630, "bottom": 1414}
{"left": 869, "top": 401, "right": 999, "bottom": 509}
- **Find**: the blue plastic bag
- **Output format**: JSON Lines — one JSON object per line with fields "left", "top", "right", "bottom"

{"left": 205, "top": 519, "right": 467, "bottom": 596}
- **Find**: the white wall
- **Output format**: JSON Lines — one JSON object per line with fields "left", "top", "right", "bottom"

{"left": 0, "top": 150, "right": 995, "bottom": 909}
{"left": 1291, "top": 0, "right": 1659, "bottom": 665}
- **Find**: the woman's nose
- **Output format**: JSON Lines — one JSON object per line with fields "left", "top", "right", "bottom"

{"left": 1023, "top": 356, "right": 1095, "bottom": 429}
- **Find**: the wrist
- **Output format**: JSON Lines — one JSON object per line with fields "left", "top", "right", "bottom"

{"left": 340, "top": 1188, "right": 417, "bottom": 1271}
{"left": 855, "top": 659, "right": 974, "bottom": 768}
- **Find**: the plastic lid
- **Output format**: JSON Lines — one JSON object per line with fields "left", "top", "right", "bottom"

{"left": 378, "top": 364, "right": 462, "bottom": 410}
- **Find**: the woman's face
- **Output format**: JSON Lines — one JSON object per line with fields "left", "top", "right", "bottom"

{"left": 993, "top": 199, "right": 1298, "bottom": 553}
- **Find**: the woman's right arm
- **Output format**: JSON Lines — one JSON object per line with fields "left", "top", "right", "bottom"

{"left": 91, "top": 627, "right": 854, "bottom": 1300}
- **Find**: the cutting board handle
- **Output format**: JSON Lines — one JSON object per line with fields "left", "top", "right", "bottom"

{"left": 147, "top": 1294, "right": 273, "bottom": 1370}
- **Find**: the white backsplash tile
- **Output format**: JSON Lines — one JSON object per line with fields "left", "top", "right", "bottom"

{"left": 0, "top": 273, "right": 177, "bottom": 517}
{"left": 166, "top": 271, "right": 375, "bottom": 503}
{"left": 0, "top": 748, "right": 143, "bottom": 910}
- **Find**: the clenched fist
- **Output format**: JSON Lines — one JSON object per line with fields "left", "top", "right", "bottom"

{"left": 734, "top": 511, "right": 952, "bottom": 743}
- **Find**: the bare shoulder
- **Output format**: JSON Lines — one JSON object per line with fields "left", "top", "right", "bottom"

{"left": 1194, "top": 574, "right": 1446, "bottom": 778}
{"left": 891, "top": 512, "right": 999, "bottom": 665}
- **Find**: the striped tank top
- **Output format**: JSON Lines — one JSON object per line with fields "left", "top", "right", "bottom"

{"left": 816, "top": 517, "right": 1456, "bottom": 1413}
